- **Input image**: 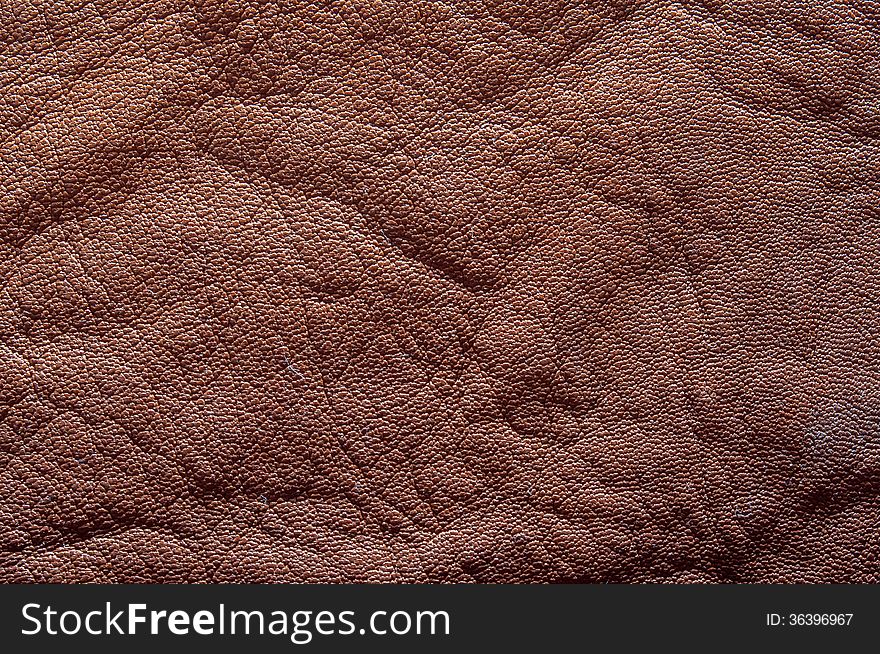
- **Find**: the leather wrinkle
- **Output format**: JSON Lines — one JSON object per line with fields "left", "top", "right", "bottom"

{"left": 1, "top": 0, "right": 878, "bottom": 582}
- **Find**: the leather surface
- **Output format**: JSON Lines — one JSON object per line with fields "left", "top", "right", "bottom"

{"left": 1, "top": 0, "right": 879, "bottom": 583}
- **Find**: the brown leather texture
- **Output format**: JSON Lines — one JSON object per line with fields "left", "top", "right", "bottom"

{"left": 2, "top": 0, "right": 879, "bottom": 583}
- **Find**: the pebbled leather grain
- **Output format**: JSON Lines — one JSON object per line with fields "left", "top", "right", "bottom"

{"left": 1, "top": 0, "right": 879, "bottom": 583}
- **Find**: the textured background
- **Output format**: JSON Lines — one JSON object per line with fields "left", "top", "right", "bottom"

{"left": 1, "top": 0, "right": 879, "bottom": 582}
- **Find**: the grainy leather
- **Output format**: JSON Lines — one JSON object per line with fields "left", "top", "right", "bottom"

{"left": 1, "top": 0, "right": 879, "bottom": 583}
